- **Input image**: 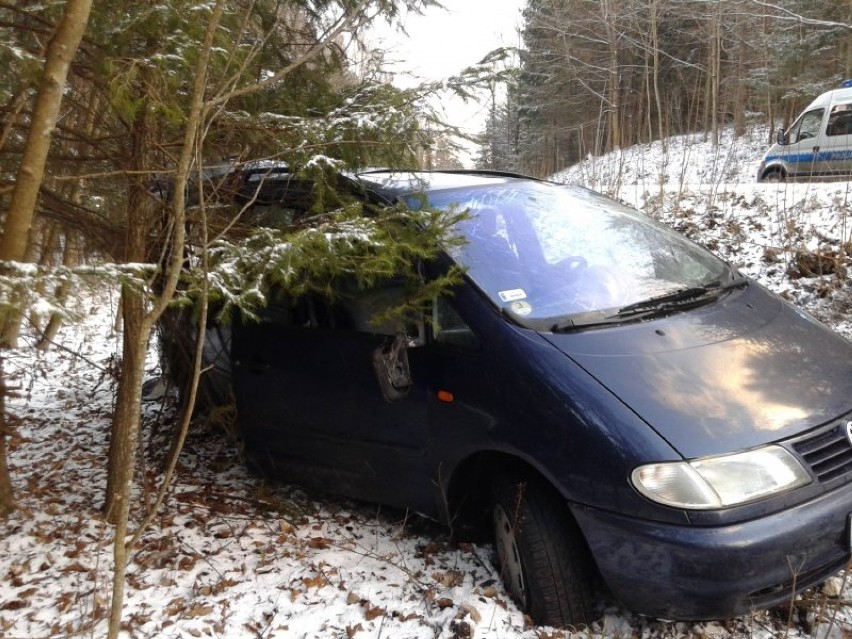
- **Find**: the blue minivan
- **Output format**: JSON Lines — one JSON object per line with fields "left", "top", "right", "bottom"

{"left": 178, "top": 170, "right": 852, "bottom": 627}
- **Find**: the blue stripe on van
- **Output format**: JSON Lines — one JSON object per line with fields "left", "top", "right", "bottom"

{"left": 818, "top": 149, "right": 852, "bottom": 162}
{"left": 764, "top": 150, "right": 852, "bottom": 163}
{"left": 763, "top": 153, "right": 814, "bottom": 163}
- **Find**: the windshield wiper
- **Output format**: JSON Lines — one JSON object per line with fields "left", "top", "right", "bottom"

{"left": 549, "top": 273, "right": 749, "bottom": 333}
{"left": 552, "top": 275, "right": 749, "bottom": 332}
{"left": 614, "top": 286, "right": 710, "bottom": 317}
{"left": 551, "top": 314, "right": 629, "bottom": 332}
{"left": 616, "top": 273, "right": 749, "bottom": 318}
{"left": 553, "top": 288, "right": 707, "bottom": 330}
{"left": 707, "top": 272, "right": 749, "bottom": 292}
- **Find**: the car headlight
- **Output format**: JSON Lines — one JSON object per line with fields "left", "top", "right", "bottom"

{"left": 632, "top": 445, "right": 811, "bottom": 509}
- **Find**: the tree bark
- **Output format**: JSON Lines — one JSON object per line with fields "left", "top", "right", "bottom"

{"left": 36, "top": 87, "right": 100, "bottom": 350}
{"left": 0, "top": 354, "right": 13, "bottom": 517}
{"left": 602, "top": 0, "right": 621, "bottom": 151}
{"left": 37, "top": 231, "right": 80, "bottom": 349}
{"left": 0, "top": 0, "right": 93, "bottom": 517}
{"left": 710, "top": 2, "right": 722, "bottom": 145}
{"left": 0, "top": 0, "right": 93, "bottom": 267}
{"left": 105, "top": 2, "right": 226, "bottom": 637}
{"left": 649, "top": 0, "right": 666, "bottom": 148}
{"left": 103, "top": 105, "right": 156, "bottom": 523}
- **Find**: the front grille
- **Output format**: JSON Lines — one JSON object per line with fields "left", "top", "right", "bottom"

{"left": 793, "top": 422, "right": 852, "bottom": 483}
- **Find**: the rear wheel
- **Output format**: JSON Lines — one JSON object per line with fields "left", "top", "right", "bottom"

{"left": 491, "top": 475, "right": 597, "bottom": 628}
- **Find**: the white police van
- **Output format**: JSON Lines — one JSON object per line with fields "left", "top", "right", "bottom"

{"left": 758, "top": 80, "right": 852, "bottom": 182}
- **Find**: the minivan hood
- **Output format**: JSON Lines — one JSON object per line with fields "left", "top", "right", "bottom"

{"left": 541, "top": 284, "right": 852, "bottom": 458}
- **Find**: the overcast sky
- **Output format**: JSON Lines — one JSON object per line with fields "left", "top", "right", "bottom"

{"left": 367, "top": 0, "right": 525, "bottom": 165}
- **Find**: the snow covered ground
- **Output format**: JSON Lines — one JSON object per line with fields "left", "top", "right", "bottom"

{"left": 2, "top": 132, "right": 852, "bottom": 638}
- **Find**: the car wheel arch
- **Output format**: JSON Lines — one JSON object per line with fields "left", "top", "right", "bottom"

{"left": 760, "top": 166, "right": 787, "bottom": 182}
{"left": 443, "top": 450, "right": 577, "bottom": 538}
{"left": 444, "top": 450, "right": 605, "bottom": 627}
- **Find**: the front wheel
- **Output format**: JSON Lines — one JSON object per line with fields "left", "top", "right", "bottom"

{"left": 760, "top": 168, "right": 786, "bottom": 183}
{"left": 492, "top": 476, "right": 598, "bottom": 628}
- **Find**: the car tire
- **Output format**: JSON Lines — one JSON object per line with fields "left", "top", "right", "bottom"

{"left": 491, "top": 475, "right": 597, "bottom": 628}
{"left": 760, "top": 169, "right": 786, "bottom": 183}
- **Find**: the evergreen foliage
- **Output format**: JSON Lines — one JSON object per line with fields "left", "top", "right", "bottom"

{"left": 192, "top": 199, "right": 467, "bottom": 325}
{"left": 0, "top": 0, "right": 447, "bottom": 261}
{"left": 0, "top": 0, "right": 475, "bottom": 331}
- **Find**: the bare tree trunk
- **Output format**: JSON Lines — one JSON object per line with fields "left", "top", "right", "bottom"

{"left": 650, "top": 0, "right": 666, "bottom": 148}
{"left": 0, "top": 0, "right": 93, "bottom": 270}
{"left": 0, "top": 0, "right": 93, "bottom": 518}
{"left": 710, "top": 2, "right": 722, "bottom": 145}
{"left": 1, "top": 226, "right": 40, "bottom": 347}
{"left": 37, "top": 87, "right": 100, "bottom": 350}
{"left": 846, "top": 4, "right": 852, "bottom": 78}
{"left": 602, "top": 0, "right": 621, "bottom": 150}
{"left": 105, "top": 2, "right": 226, "bottom": 636}
{"left": 27, "top": 223, "right": 61, "bottom": 335}
{"left": 104, "top": 106, "right": 156, "bottom": 524}
{"left": 643, "top": 44, "right": 653, "bottom": 143}
{"left": 0, "top": 354, "right": 13, "bottom": 517}
{"left": 763, "top": 14, "right": 774, "bottom": 138}
{"left": 37, "top": 232, "right": 80, "bottom": 349}
{"left": 730, "top": 4, "right": 747, "bottom": 138}
{"left": 0, "top": 86, "right": 37, "bottom": 153}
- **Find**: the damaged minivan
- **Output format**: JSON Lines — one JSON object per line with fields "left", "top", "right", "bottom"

{"left": 168, "top": 169, "right": 852, "bottom": 628}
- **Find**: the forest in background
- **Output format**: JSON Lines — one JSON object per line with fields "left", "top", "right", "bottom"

{"left": 476, "top": 0, "right": 852, "bottom": 176}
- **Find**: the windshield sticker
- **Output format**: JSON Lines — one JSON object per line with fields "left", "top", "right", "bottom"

{"left": 498, "top": 288, "right": 527, "bottom": 302}
{"left": 510, "top": 300, "right": 533, "bottom": 316}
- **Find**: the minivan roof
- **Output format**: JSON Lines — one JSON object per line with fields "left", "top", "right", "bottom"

{"left": 354, "top": 170, "right": 540, "bottom": 200}
{"left": 806, "top": 86, "right": 852, "bottom": 110}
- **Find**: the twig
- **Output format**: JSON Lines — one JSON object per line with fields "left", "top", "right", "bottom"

{"left": 25, "top": 323, "right": 111, "bottom": 373}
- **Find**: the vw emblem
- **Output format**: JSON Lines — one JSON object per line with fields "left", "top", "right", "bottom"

{"left": 847, "top": 421, "right": 852, "bottom": 445}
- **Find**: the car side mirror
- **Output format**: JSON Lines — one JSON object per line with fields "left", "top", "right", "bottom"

{"left": 776, "top": 128, "right": 786, "bottom": 145}
{"left": 373, "top": 332, "right": 412, "bottom": 401}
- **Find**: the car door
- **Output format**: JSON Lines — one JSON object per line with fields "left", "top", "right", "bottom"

{"left": 824, "top": 103, "right": 852, "bottom": 177}
{"left": 231, "top": 283, "right": 436, "bottom": 511}
{"left": 785, "top": 108, "right": 827, "bottom": 177}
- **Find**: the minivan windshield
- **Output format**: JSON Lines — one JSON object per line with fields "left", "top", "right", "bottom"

{"left": 409, "top": 181, "right": 733, "bottom": 328}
